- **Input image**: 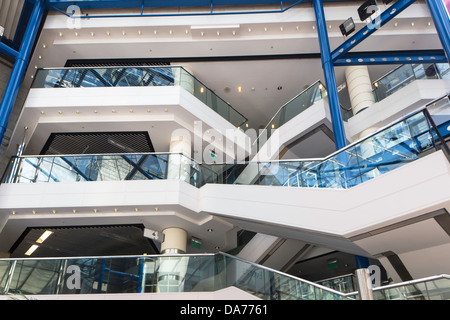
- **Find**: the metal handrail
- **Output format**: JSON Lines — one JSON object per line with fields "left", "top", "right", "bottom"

{"left": 343, "top": 274, "right": 450, "bottom": 298}
{"left": 32, "top": 65, "right": 248, "bottom": 126}
{"left": 0, "top": 252, "right": 349, "bottom": 298}
{"left": 254, "top": 80, "right": 323, "bottom": 143}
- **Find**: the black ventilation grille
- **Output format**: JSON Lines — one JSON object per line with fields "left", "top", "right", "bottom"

{"left": 41, "top": 132, "right": 154, "bottom": 155}
{"left": 65, "top": 59, "right": 171, "bottom": 68}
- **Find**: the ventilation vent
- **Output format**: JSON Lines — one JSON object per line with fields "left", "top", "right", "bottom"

{"left": 41, "top": 132, "right": 154, "bottom": 155}
{"left": 65, "top": 59, "right": 171, "bottom": 68}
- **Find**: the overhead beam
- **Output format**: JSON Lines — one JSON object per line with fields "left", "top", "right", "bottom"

{"left": 334, "top": 50, "right": 448, "bottom": 66}
{"left": 331, "top": 0, "right": 418, "bottom": 63}
{"left": 44, "top": 0, "right": 362, "bottom": 10}
{"left": 0, "top": 42, "right": 19, "bottom": 60}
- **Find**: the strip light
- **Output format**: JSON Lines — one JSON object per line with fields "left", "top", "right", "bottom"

{"left": 25, "top": 245, "right": 39, "bottom": 256}
{"left": 36, "top": 230, "right": 53, "bottom": 244}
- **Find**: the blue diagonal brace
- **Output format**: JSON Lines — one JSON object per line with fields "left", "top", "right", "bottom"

{"left": 331, "top": 0, "right": 418, "bottom": 63}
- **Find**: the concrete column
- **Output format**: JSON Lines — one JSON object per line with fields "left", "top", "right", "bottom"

{"left": 158, "top": 228, "right": 189, "bottom": 293}
{"left": 167, "top": 129, "right": 192, "bottom": 183}
{"left": 345, "top": 66, "right": 375, "bottom": 115}
{"left": 355, "top": 268, "right": 374, "bottom": 300}
{"left": 161, "top": 227, "right": 187, "bottom": 254}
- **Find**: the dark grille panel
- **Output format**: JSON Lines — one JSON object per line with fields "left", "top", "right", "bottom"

{"left": 41, "top": 132, "right": 154, "bottom": 155}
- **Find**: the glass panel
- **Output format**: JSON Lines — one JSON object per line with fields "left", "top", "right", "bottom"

{"left": 32, "top": 67, "right": 246, "bottom": 127}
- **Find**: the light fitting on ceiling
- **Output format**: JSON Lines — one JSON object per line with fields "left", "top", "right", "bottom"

{"left": 358, "top": 0, "right": 379, "bottom": 22}
{"left": 340, "top": 17, "right": 356, "bottom": 36}
{"left": 36, "top": 230, "right": 53, "bottom": 244}
{"left": 25, "top": 244, "right": 39, "bottom": 256}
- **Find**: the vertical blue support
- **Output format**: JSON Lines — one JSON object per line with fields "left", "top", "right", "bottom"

{"left": 426, "top": 0, "right": 450, "bottom": 63}
{"left": 0, "top": 0, "right": 44, "bottom": 143}
{"left": 355, "top": 255, "right": 370, "bottom": 269}
{"left": 312, "top": 0, "right": 346, "bottom": 150}
{"left": 137, "top": 257, "right": 145, "bottom": 293}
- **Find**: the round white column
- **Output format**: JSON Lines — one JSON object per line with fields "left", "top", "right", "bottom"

{"left": 345, "top": 66, "right": 375, "bottom": 115}
{"left": 157, "top": 228, "right": 189, "bottom": 292}
{"left": 161, "top": 227, "right": 187, "bottom": 254}
{"left": 167, "top": 129, "right": 192, "bottom": 183}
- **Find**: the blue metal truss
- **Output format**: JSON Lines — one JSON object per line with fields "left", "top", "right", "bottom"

{"left": 334, "top": 50, "right": 448, "bottom": 66}
{"left": 331, "top": 0, "right": 418, "bottom": 63}
{"left": 44, "top": 0, "right": 361, "bottom": 10}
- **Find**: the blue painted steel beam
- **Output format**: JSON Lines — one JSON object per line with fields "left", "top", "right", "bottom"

{"left": 334, "top": 50, "right": 448, "bottom": 66}
{"left": 45, "top": 0, "right": 361, "bottom": 10}
{"left": 426, "top": 0, "right": 450, "bottom": 63}
{"left": 313, "top": 0, "right": 346, "bottom": 150}
{"left": 331, "top": 0, "right": 418, "bottom": 63}
{"left": 0, "top": 42, "right": 19, "bottom": 60}
{"left": 0, "top": 0, "right": 44, "bottom": 143}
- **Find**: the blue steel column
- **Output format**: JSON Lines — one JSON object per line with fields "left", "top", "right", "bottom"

{"left": 0, "top": 0, "right": 44, "bottom": 142}
{"left": 312, "top": 0, "right": 346, "bottom": 150}
{"left": 426, "top": 0, "right": 450, "bottom": 63}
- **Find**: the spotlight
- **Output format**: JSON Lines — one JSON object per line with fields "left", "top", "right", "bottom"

{"left": 339, "top": 17, "right": 356, "bottom": 36}
{"left": 358, "top": 0, "right": 379, "bottom": 22}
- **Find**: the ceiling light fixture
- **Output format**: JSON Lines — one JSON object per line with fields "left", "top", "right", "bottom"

{"left": 340, "top": 17, "right": 356, "bottom": 36}
{"left": 36, "top": 230, "right": 53, "bottom": 244}
{"left": 25, "top": 245, "right": 39, "bottom": 256}
{"left": 358, "top": 0, "right": 379, "bottom": 22}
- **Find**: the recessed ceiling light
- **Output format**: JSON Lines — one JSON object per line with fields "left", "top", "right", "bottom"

{"left": 169, "top": 30, "right": 173, "bottom": 35}
{"left": 59, "top": 32, "right": 63, "bottom": 37}
{"left": 280, "top": 27, "right": 284, "bottom": 31}
{"left": 411, "top": 22, "right": 415, "bottom": 26}
{"left": 106, "top": 31, "right": 111, "bottom": 36}
{"left": 248, "top": 28, "right": 252, "bottom": 32}
{"left": 36, "top": 230, "right": 53, "bottom": 244}
{"left": 25, "top": 245, "right": 39, "bottom": 256}
{"left": 237, "top": 86, "right": 242, "bottom": 92}
{"left": 91, "top": 32, "right": 95, "bottom": 36}
{"left": 207, "top": 228, "right": 213, "bottom": 232}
